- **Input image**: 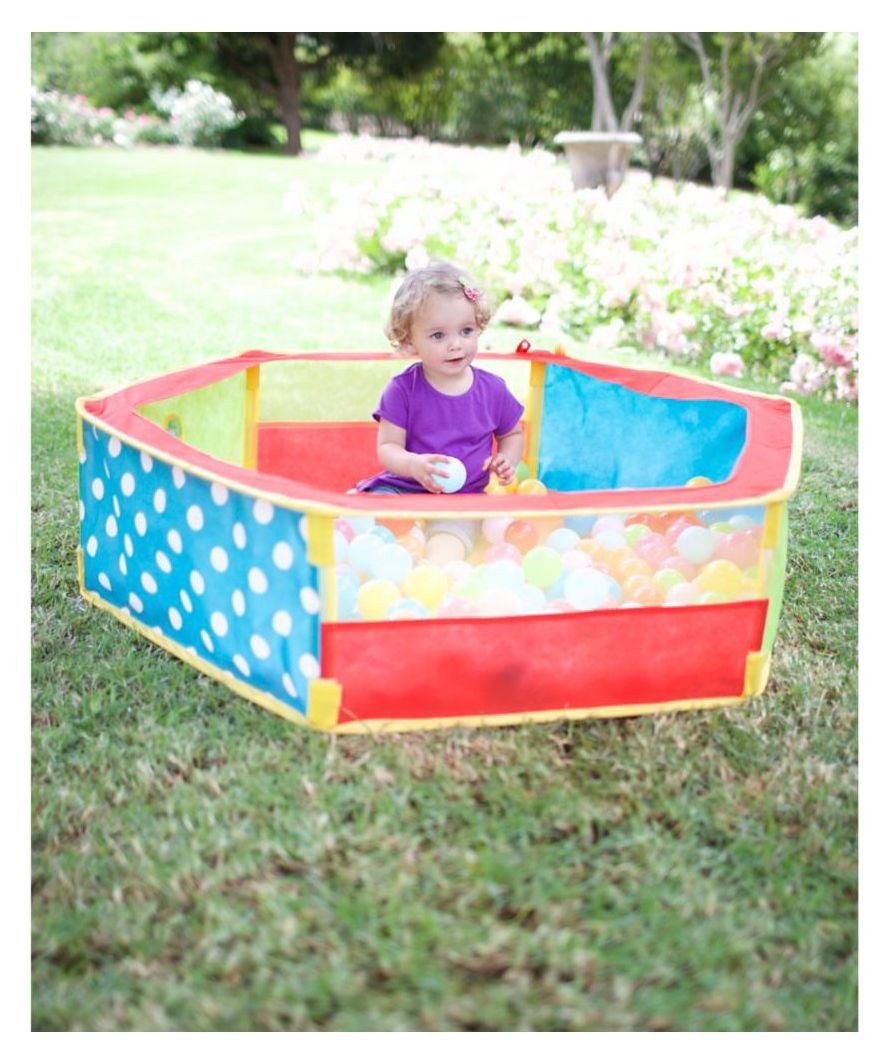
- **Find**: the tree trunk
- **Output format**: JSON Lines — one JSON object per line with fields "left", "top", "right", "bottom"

{"left": 583, "top": 32, "right": 619, "bottom": 133}
{"left": 266, "top": 32, "right": 302, "bottom": 155}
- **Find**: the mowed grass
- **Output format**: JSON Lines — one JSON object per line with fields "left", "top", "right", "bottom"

{"left": 31, "top": 145, "right": 857, "bottom": 1031}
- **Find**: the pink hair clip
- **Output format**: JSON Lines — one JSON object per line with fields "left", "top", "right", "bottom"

{"left": 461, "top": 282, "right": 480, "bottom": 302}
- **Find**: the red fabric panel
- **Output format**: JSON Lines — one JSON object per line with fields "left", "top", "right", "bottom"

{"left": 322, "top": 599, "right": 769, "bottom": 723}
{"left": 81, "top": 349, "right": 798, "bottom": 512}
{"left": 258, "top": 422, "right": 379, "bottom": 492}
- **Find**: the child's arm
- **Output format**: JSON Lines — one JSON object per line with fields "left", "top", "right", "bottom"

{"left": 485, "top": 422, "right": 525, "bottom": 485}
{"left": 377, "top": 418, "right": 448, "bottom": 494}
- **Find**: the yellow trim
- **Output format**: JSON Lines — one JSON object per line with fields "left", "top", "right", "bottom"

{"left": 76, "top": 546, "right": 85, "bottom": 587}
{"left": 762, "top": 501, "right": 783, "bottom": 549}
{"left": 76, "top": 414, "right": 84, "bottom": 454}
{"left": 306, "top": 514, "right": 335, "bottom": 566}
{"left": 243, "top": 365, "right": 260, "bottom": 470}
{"left": 78, "top": 582, "right": 311, "bottom": 727}
{"left": 743, "top": 651, "right": 772, "bottom": 697}
{"left": 524, "top": 361, "right": 547, "bottom": 479}
{"left": 307, "top": 679, "right": 343, "bottom": 729}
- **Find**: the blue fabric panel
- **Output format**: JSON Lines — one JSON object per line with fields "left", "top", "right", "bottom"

{"left": 538, "top": 363, "right": 748, "bottom": 491}
{"left": 79, "top": 423, "right": 320, "bottom": 714}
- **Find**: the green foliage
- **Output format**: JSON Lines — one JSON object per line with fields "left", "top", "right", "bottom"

{"left": 30, "top": 32, "right": 155, "bottom": 111}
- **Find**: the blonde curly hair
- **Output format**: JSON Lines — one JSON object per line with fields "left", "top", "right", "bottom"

{"left": 384, "top": 260, "right": 492, "bottom": 347}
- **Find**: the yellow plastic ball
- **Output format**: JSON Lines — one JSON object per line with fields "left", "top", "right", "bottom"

{"left": 517, "top": 478, "right": 548, "bottom": 496}
{"left": 402, "top": 564, "right": 450, "bottom": 611}
{"left": 695, "top": 559, "right": 744, "bottom": 600}
{"left": 356, "top": 579, "right": 401, "bottom": 621}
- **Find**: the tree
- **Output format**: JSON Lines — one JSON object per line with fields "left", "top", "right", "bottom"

{"left": 582, "top": 32, "right": 651, "bottom": 133}
{"left": 678, "top": 32, "right": 822, "bottom": 192}
{"left": 139, "top": 32, "right": 444, "bottom": 154}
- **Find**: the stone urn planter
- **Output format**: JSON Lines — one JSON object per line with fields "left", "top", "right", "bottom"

{"left": 554, "top": 131, "right": 642, "bottom": 196}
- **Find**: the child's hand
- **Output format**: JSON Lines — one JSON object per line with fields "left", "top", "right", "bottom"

{"left": 484, "top": 454, "right": 516, "bottom": 485}
{"left": 408, "top": 453, "right": 450, "bottom": 493}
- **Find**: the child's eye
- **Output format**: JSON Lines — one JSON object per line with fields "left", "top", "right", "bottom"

{"left": 430, "top": 331, "right": 445, "bottom": 341}
{"left": 461, "top": 327, "right": 475, "bottom": 336}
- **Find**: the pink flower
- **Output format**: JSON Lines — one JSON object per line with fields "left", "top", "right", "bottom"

{"left": 710, "top": 352, "right": 745, "bottom": 378}
{"left": 461, "top": 284, "right": 480, "bottom": 302}
{"left": 811, "top": 331, "right": 855, "bottom": 367}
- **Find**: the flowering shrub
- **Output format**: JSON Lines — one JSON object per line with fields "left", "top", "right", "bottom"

{"left": 294, "top": 134, "right": 858, "bottom": 402}
{"left": 152, "top": 81, "right": 242, "bottom": 148}
{"left": 31, "top": 87, "right": 116, "bottom": 146}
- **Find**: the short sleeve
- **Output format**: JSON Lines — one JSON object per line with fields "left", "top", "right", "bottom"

{"left": 373, "top": 373, "right": 410, "bottom": 429}
{"left": 494, "top": 379, "right": 524, "bottom": 436}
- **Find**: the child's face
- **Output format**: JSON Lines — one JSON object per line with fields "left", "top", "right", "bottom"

{"left": 403, "top": 293, "right": 480, "bottom": 380}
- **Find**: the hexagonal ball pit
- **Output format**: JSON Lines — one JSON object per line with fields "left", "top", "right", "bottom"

{"left": 76, "top": 344, "right": 802, "bottom": 733}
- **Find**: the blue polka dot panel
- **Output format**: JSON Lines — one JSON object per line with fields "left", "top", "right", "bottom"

{"left": 76, "top": 347, "right": 802, "bottom": 733}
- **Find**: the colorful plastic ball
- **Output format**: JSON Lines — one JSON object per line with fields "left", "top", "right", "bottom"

{"left": 334, "top": 517, "right": 356, "bottom": 542}
{"left": 517, "top": 477, "right": 548, "bottom": 495}
{"left": 504, "top": 520, "right": 539, "bottom": 553}
{"left": 431, "top": 456, "right": 467, "bottom": 493}
{"left": 347, "top": 532, "right": 384, "bottom": 575}
{"left": 660, "top": 554, "right": 697, "bottom": 581}
{"left": 346, "top": 516, "right": 376, "bottom": 537}
{"left": 516, "top": 584, "right": 548, "bottom": 614}
{"left": 685, "top": 475, "right": 713, "bottom": 487}
{"left": 482, "top": 559, "right": 526, "bottom": 591}
{"left": 398, "top": 530, "right": 426, "bottom": 562}
{"left": 561, "top": 548, "right": 593, "bottom": 572}
{"left": 728, "top": 513, "right": 758, "bottom": 531}
{"left": 376, "top": 516, "right": 419, "bottom": 538}
{"left": 592, "top": 515, "right": 625, "bottom": 536}
{"left": 676, "top": 525, "right": 715, "bottom": 565}
{"left": 699, "top": 591, "right": 730, "bottom": 605}
{"left": 664, "top": 581, "right": 701, "bottom": 606}
{"left": 623, "top": 522, "right": 650, "bottom": 547}
{"left": 370, "top": 542, "right": 413, "bottom": 584}
{"left": 479, "top": 587, "right": 523, "bottom": 617}
{"left": 627, "top": 581, "right": 661, "bottom": 606}
{"left": 482, "top": 516, "right": 512, "bottom": 544}
{"left": 386, "top": 597, "right": 430, "bottom": 620}
{"left": 695, "top": 560, "right": 744, "bottom": 599}
{"left": 532, "top": 516, "right": 566, "bottom": 539}
{"left": 564, "top": 568, "right": 611, "bottom": 610}
{"left": 710, "top": 521, "right": 735, "bottom": 535}
{"left": 335, "top": 567, "right": 360, "bottom": 618}
{"left": 713, "top": 530, "right": 760, "bottom": 569}
{"left": 634, "top": 533, "right": 673, "bottom": 570}
{"left": 545, "top": 599, "right": 574, "bottom": 613}
{"left": 437, "top": 595, "right": 479, "bottom": 619}
{"left": 652, "top": 568, "right": 685, "bottom": 594}
{"left": 356, "top": 579, "right": 401, "bottom": 620}
{"left": 546, "top": 572, "right": 568, "bottom": 600}
{"left": 577, "top": 537, "right": 607, "bottom": 563}
{"left": 563, "top": 515, "right": 597, "bottom": 537}
{"left": 514, "top": 459, "right": 531, "bottom": 483}
{"left": 425, "top": 531, "right": 467, "bottom": 566}
{"left": 615, "top": 556, "right": 653, "bottom": 583}
{"left": 546, "top": 527, "right": 581, "bottom": 553}
{"left": 594, "top": 528, "right": 626, "bottom": 552}
{"left": 368, "top": 523, "right": 396, "bottom": 543}
{"left": 443, "top": 560, "right": 474, "bottom": 587}
{"left": 402, "top": 564, "right": 449, "bottom": 611}
{"left": 486, "top": 478, "right": 517, "bottom": 495}
{"left": 485, "top": 542, "right": 522, "bottom": 565}
{"left": 522, "top": 546, "right": 563, "bottom": 588}
{"left": 333, "top": 529, "right": 350, "bottom": 564}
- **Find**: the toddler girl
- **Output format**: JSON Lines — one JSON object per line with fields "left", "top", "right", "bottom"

{"left": 356, "top": 260, "right": 525, "bottom": 499}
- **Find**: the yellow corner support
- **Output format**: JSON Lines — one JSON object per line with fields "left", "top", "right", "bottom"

{"left": 76, "top": 414, "right": 84, "bottom": 455}
{"left": 744, "top": 651, "right": 772, "bottom": 697}
{"left": 243, "top": 365, "right": 260, "bottom": 469}
{"left": 306, "top": 514, "right": 336, "bottom": 566}
{"left": 307, "top": 679, "right": 342, "bottom": 730}
{"left": 525, "top": 361, "right": 547, "bottom": 479}
{"left": 762, "top": 502, "right": 783, "bottom": 549}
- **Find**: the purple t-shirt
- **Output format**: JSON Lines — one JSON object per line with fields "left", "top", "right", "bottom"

{"left": 357, "top": 363, "right": 524, "bottom": 494}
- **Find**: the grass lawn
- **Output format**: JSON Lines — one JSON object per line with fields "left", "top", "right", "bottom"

{"left": 30, "top": 144, "right": 858, "bottom": 1032}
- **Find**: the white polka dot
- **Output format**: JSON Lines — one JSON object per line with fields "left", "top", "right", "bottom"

{"left": 112, "top": 496, "right": 121, "bottom": 519}
{"left": 167, "top": 529, "right": 183, "bottom": 554}
{"left": 155, "top": 550, "right": 172, "bottom": 574}
{"left": 78, "top": 449, "right": 86, "bottom": 464}
{"left": 120, "top": 606, "right": 131, "bottom": 617}
{"left": 119, "top": 555, "right": 127, "bottom": 575}
{"left": 211, "top": 482, "right": 229, "bottom": 505}
{"left": 248, "top": 567, "right": 268, "bottom": 593}
{"left": 141, "top": 572, "right": 158, "bottom": 594}
{"left": 103, "top": 461, "right": 111, "bottom": 478}
{"left": 272, "top": 542, "right": 294, "bottom": 570}
{"left": 299, "top": 653, "right": 320, "bottom": 680}
{"left": 190, "top": 570, "right": 205, "bottom": 595}
{"left": 272, "top": 610, "right": 293, "bottom": 637}
{"left": 282, "top": 673, "right": 298, "bottom": 698}
{"left": 108, "top": 437, "right": 122, "bottom": 458}
{"left": 79, "top": 500, "right": 85, "bottom": 522}
{"left": 200, "top": 630, "right": 214, "bottom": 653}
{"left": 98, "top": 572, "right": 112, "bottom": 591}
{"left": 299, "top": 516, "right": 309, "bottom": 542}
{"left": 86, "top": 535, "right": 98, "bottom": 557}
{"left": 210, "top": 611, "right": 229, "bottom": 637}
{"left": 153, "top": 488, "right": 167, "bottom": 514}
{"left": 253, "top": 499, "right": 274, "bottom": 525}
{"left": 250, "top": 634, "right": 271, "bottom": 660}
{"left": 91, "top": 426, "right": 98, "bottom": 441}
{"left": 124, "top": 534, "right": 134, "bottom": 557}
{"left": 140, "top": 452, "right": 153, "bottom": 473}
{"left": 91, "top": 478, "right": 105, "bottom": 500}
{"left": 233, "top": 522, "right": 247, "bottom": 549}
{"left": 128, "top": 592, "right": 143, "bottom": 613}
{"left": 232, "top": 589, "right": 246, "bottom": 616}
{"left": 179, "top": 589, "right": 193, "bottom": 613}
{"left": 105, "top": 515, "right": 118, "bottom": 537}
{"left": 186, "top": 505, "right": 204, "bottom": 531}
{"left": 210, "top": 546, "right": 229, "bottom": 573}
{"left": 134, "top": 512, "right": 147, "bottom": 536}
{"left": 300, "top": 586, "right": 320, "bottom": 615}
{"left": 172, "top": 466, "right": 186, "bottom": 489}
{"left": 120, "top": 472, "right": 135, "bottom": 496}
{"left": 233, "top": 654, "right": 251, "bottom": 677}
{"left": 168, "top": 607, "right": 183, "bottom": 631}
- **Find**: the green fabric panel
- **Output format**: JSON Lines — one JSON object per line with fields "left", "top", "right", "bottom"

{"left": 761, "top": 504, "right": 790, "bottom": 654}
{"left": 138, "top": 372, "right": 246, "bottom": 465}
